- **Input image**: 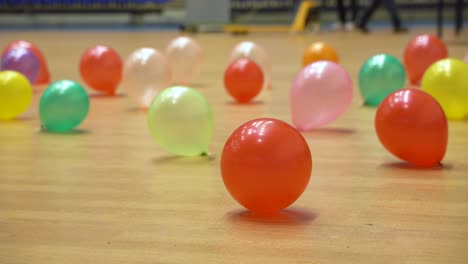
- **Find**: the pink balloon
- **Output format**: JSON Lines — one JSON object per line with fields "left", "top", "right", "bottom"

{"left": 230, "top": 41, "right": 271, "bottom": 89}
{"left": 290, "top": 61, "right": 353, "bottom": 131}
{"left": 166, "top": 36, "right": 202, "bottom": 85}
{"left": 123, "top": 47, "right": 171, "bottom": 109}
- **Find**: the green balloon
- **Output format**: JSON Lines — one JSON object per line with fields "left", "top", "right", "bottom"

{"left": 358, "top": 54, "right": 406, "bottom": 106}
{"left": 39, "top": 80, "right": 90, "bottom": 133}
{"left": 147, "top": 86, "right": 214, "bottom": 156}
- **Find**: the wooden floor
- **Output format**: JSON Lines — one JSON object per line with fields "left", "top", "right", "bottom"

{"left": 1, "top": 28, "right": 468, "bottom": 264}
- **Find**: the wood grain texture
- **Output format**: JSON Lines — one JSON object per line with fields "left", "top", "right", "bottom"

{"left": 1, "top": 28, "right": 468, "bottom": 264}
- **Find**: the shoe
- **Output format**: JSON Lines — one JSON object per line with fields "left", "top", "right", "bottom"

{"left": 356, "top": 24, "right": 370, "bottom": 34}
{"left": 344, "top": 22, "right": 355, "bottom": 31}
{"left": 394, "top": 27, "right": 409, "bottom": 33}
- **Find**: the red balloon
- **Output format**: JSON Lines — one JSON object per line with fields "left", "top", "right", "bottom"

{"left": 404, "top": 34, "right": 448, "bottom": 85}
{"left": 375, "top": 88, "right": 448, "bottom": 167}
{"left": 2, "top": 40, "right": 51, "bottom": 85}
{"left": 224, "top": 58, "right": 264, "bottom": 103}
{"left": 221, "top": 118, "right": 312, "bottom": 214}
{"left": 79, "top": 45, "right": 123, "bottom": 95}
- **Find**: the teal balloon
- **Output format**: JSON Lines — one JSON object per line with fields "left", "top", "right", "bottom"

{"left": 39, "top": 80, "right": 90, "bottom": 133}
{"left": 358, "top": 54, "right": 406, "bottom": 106}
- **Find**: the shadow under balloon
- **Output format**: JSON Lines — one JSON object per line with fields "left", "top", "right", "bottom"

{"left": 1, "top": 116, "right": 35, "bottom": 122}
{"left": 379, "top": 161, "right": 453, "bottom": 172}
{"left": 40, "top": 128, "right": 91, "bottom": 135}
{"left": 361, "top": 102, "right": 378, "bottom": 108}
{"left": 225, "top": 100, "right": 265, "bottom": 106}
{"left": 226, "top": 207, "right": 319, "bottom": 226}
{"left": 89, "top": 93, "right": 126, "bottom": 99}
{"left": 152, "top": 154, "right": 217, "bottom": 166}
{"left": 303, "top": 127, "right": 356, "bottom": 137}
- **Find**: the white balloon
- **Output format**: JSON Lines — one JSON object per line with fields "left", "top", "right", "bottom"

{"left": 123, "top": 47, "right": 171, "bottom": 109}
{"left": 166, "top": 36, "right": 203, "bottom": 85}
{"left": 229, "top": 41, "right": 271, "bottom": 89}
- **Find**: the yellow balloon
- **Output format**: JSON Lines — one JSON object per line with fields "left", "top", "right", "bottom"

{"left": 0, "top": 71, "right": 33, "bottom": 120}
{"left": 421, "top": 58, "right": 468, "bottom": 120}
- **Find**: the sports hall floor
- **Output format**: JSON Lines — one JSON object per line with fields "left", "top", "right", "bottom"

{"left": 1, "top": 28, "right": 468, "bottom": 263}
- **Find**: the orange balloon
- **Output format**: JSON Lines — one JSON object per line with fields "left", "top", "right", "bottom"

{"left": 375, "top": 88, "right": 448, "bottom": 167}
{"left": 79, "top": 45, "right": 123, "bottom": 95}
{"left": 403, "top": 34, "right": 448, "bottom": 85}
{"left": 224, "top": 58, "right": 264, "bottom": 103}
{"left": 2, "top": 40, "right": 51, "bottom": 85}
{"left": 221, "top": 118, "right": 312, "bottom": 214}
{"left": 302, "top": 42, "right": 339, "bottom": 67}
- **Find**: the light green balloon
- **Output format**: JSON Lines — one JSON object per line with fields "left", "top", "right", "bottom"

{"left": 147, "top": 86, "right": 214, "bottom": 156}
{"left": 358, "top": 54, "right": 406, "bottom": 106}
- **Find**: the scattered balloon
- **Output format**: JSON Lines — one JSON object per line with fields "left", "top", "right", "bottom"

{"left": 421, "top": 58, "right": 468, "bottom": 120}
{"left": 147, "top": 86, "right": 214, "bottom": 156}
{"left": 166, "top": 36, "right": 202, "bottom": 85}
{"left": 0, "top": 71, "right": 33, "bottom": 120}
{"left": 1, "top": 47, "right": 40, "bottom": 84}
{"left": 2, "top": 40, "right": 51, "bottom": 85}
{"left": 39, "top": 80, "right": 90, "bottom": 133}
{"left": 375, "top": 89, "right": 448, "bottom": 167}
{"left": 220, "top": 118, "right": 312, "bottom": 214}
{"left": 359, "top": 54, "right": 406, "bottom": 106}
{"left": 123, "top": 47, "right": 171, "bottom": 109}
{"left": 224, "top": 58, "right": 264, "bottom": 103}
{"left": 403, "top": 34, "right": 448, "bottom": 85}
{"left": 302, "top": 41, "right": 339, "bottom": 67}
{"left": 230, "top": 41, "right": 271, "bottom": 89}
{"left": 79, "top": 45, "right": 123, "bottom": 95}
{"left": 291, "top": 61, "right": 353, "bottom": 130}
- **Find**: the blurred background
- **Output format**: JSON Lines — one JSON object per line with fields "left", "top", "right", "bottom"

{"left": 0, "top": 0, "right": 465, "bottom": 35}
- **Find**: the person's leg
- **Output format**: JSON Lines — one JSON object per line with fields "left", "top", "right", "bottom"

{"left": 382, "top": 0, "right": 402, "bottom": 29}
{"left": 455, "top": 0, "right": 463, "bottom": 35}
{"left": 343, "top": 0, "right": 358, "bottom": 30}
{"left": 350, "top": 0, "right": 358, "bottom": 21}
{"left": 357, "top": 0, "right": 382, "bottom": 32}
{"left": 337, "top": 0, "right": 346, "bottom": 25}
